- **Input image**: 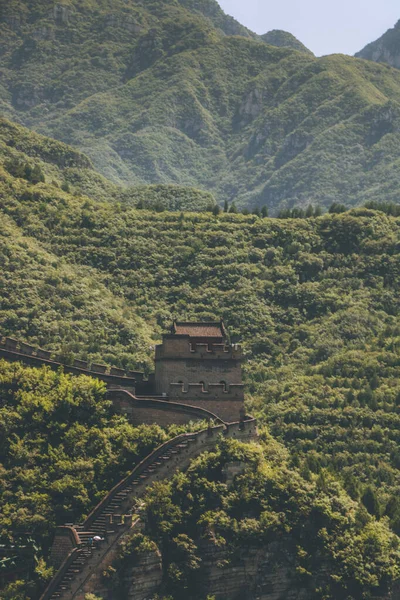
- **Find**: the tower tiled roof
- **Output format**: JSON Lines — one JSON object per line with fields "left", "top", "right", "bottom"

{"left": 172, "top": 321, "right": 226, "bottom": 339}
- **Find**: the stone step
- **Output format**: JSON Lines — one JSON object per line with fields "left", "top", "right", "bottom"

{"left": 78, "top": 532, "right": 96, "bottom": 539}
{"left": 41, "top": 430, "right": 217, "bottom": 600}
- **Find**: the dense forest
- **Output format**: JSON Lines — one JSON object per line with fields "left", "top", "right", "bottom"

{"left": 1, "top": 114, "right": 400, "bottom": 597}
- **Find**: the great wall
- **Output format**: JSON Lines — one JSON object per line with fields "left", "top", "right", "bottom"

{"left": 0, "top": 335, "right": 142, "bottom": 392}
{"left": 0, "top": 322, "right": 259, "bottom": 599}
{"left": 40, "top": 420, "right": 256, "bottom": 600}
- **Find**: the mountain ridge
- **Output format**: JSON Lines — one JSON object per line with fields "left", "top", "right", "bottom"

{"left": 2, "top": 2, "right": 400, "bottom": 211}
{"left": 356, "top": 19, "right": 400, "bottom": 69}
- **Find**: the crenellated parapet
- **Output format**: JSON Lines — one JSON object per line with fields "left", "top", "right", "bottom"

{"left": 0, "top": 335, "right": 144, "bottom": 388}
{"left": 170, "top": 382, "right": 244, "bottom": 400}
{"left": 155, "top": 335, "right": 243, "bottom": 361}
{"left": 154, "top": 322, "right": 245, "bottom": 421}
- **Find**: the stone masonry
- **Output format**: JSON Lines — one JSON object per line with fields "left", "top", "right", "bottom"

{"left": 155, "top": 321, "right": 245, "bottom": 422}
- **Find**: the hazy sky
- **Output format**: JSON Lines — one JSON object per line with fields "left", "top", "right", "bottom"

{"left": 217, "top": 0, "right": 399, "bottom": 56}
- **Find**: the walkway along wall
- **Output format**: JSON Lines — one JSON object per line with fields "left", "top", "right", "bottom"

{"left": 0, "top": 334, "right": 246, "bottom": 422}
{"left": 108, "top": 389, "right": 224, "bottom": 427}
{"left": 0, "top": 337, "right": 144, "bottom": 391}
{"left": 40, "top": 418, "right": 258, "bottom": 600}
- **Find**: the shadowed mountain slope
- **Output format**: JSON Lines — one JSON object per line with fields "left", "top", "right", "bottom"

{"left": 356, "top": 19, "right": 400, "bottom": 69}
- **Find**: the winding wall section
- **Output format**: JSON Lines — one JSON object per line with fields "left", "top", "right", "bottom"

{"left": 40, "top": 419, "right": 257, "bottom": 600}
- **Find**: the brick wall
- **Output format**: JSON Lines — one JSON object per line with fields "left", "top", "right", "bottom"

{"left": 154, "top": 336, "right": 244, "bottom": 420}
{"left": 0, "top": 346, "right": 140, "bottom": 390}
{"left": 49, "top": 527, "right": 79, "bottom": 568}
{"left": 109, "top": 391, "right": 223, "bottom": 426}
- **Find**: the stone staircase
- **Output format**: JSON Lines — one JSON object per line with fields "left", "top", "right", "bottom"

{"left": 40, "top": 420, "right": 257, "bottom": 600}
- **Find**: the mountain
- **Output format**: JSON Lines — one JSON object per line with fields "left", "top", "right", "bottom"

{"left": 179, "top": 0, "right": 312, "bottom": 51}
{"left": 0, "top": 116, "right": 216, "bottom": 210}
{"left": 261, "top": 29, "right": 313, "bottom": 54}
{"left": 177, "top": 0, "right": 258, "bottom": 38}
{"left": 356, "top": 20, "right": 400, "bottom": 69}
{"left": 2, "top": 1, "right": 400, "bottom": 211}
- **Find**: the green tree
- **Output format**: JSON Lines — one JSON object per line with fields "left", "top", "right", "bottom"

{"left": 305, "top": 204, "right": 314, "bottom": 218}
{"left": 362, "top": 486, "right": 381, "bottom": 518}
{"left": 212, "top": 204, "right": 221, "bottom": 216}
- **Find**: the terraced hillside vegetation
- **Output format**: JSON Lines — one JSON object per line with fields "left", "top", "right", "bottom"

{"left": 2, "top": 0, "right": 400, "bottom": 210}
{"left": 2, "top": 120, "right": 400, "bottom": 598}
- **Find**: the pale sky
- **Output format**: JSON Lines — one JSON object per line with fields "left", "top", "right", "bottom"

{"left": 217, "top": 0, "right": 399, "bottom": 56}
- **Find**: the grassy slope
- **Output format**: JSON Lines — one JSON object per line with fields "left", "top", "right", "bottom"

{"left": 2, "top": 1, "right": 400, "bottom": 210}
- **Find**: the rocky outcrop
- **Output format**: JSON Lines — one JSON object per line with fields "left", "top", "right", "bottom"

{"left": 196, "top": 541, "right": 305, "bottom": 600}
{"left": 356, "top": 20, "right": 400, "bottom": 69}
{"left": 52, "top": 4, "right": 71, "bottom": 26}
{"left": 120, "top": 536, "right": 400, "bottom": 600}
{"left": 103, "top": 13, "right": 142, "bottom": 34}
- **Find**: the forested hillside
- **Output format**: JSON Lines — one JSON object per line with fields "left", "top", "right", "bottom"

{"left": 2, "top": 2, "right": 400, "bottom": 599}
{"left": 2, "top": 1, "right": 400, "bottom": 210}
{"left": 2, "top": 118, "right": 400, "bottom": 597}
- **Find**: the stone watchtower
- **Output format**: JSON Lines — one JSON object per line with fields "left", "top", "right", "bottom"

{"left": 154, "top": 321, "right": 244, "bottom": 422}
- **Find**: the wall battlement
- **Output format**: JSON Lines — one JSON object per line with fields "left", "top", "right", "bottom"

{"left": 170, "top": 382, "right": 244, "bottom": 399}
{"left": 1, "top": 321, "right": 246, "bottom": 422}
{"left": 154, "top": 322, "right": 245, "bottom": 421}
{"left": 156, "top": 337, "right": 242, "bottom": 361}
{"left": 0, "top": 336, "right": 144, "bottom": 387}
